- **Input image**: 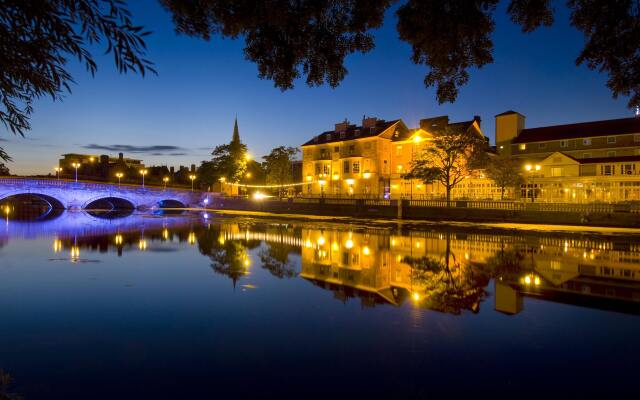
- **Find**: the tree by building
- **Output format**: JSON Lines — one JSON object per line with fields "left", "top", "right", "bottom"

{"left": 199, "top": 118, "right": 249, "bottom": 187}
{"left": 263, "top": 146, "right": 300, "bottom": 197}
{"left": 484, "top": 154, "right": 525, "bottom": 200}
{"left": 405, "top": 126, "right": 488, "bottom": 206}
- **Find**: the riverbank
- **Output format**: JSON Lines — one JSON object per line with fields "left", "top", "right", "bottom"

{"left": 204, "top": 197, "right": 640, "bottom": 229}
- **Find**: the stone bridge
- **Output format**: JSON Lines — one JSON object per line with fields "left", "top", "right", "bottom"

{"left": 0, "top": 178, "right": 208, "bottom": 210}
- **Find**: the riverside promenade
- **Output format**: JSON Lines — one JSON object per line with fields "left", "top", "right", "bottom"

{"left": 206, "top": 196, "right": 640, "bottom": 228}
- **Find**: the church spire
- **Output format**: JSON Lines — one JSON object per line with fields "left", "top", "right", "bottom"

{"left": 232, "top": 116, "right": 240, "bottom": 143}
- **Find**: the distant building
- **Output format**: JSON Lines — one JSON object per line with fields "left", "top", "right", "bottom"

{"left": 59, "top": 153, "right": 144, "bottom": 181}
{"left": 496, "top": 112, "right": 640, "bottom": 202}
{"left": 301, "top": 115, "right": 497, "bottom": 199}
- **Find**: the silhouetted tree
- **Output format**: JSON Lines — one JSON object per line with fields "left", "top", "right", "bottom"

{"left": 484, "top": 154, "right": 525, "bottom": 200}
{"left": 259, "top": 243, "right": 298, "bottom": 279}
{"left": 0, "top": 162, "right": 9, "bottom": 176}
{"left": 263, "top": 146, "right": 299, "bottom": 197}
{"left": 0, "top": 148, "right": 9, "bottom": 163}
{"left": 0, "top": 0, "right": 154, "bottom": 137}
{"left": 404, "top": 126, "right": 488, "bottom": 206}
{"left": 161, "top": 0, "right": 640, "bottom": 109}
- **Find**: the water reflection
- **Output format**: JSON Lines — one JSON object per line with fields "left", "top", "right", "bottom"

{"left": 4, "top": 213, "right": 640, "bottom": 315}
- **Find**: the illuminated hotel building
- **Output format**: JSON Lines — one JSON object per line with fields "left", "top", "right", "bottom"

{"left": 496, "top": 111, "right": 640, "bottom": 202}
{"left": 300, "top": 115, "right": 497, "bottom": 199}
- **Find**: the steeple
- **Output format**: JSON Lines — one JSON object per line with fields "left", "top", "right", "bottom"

{"left": 232, "top": 116, "right": 240, "bottom": 143}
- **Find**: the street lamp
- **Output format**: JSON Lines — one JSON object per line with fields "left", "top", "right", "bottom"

{"left": 115, "top": 172, "right": 123, "bottom": 186}
{"left": 523, "top": 164, "right": 541, "bottom": 202}
{"left": 140, "top": 169, "right": 148, "bottom": 188}
{"left": 163, "top": 176, "right": 169, "bottom": 190}
{"left": 54, "top": 167, "right": 62, "bottom": 180}
{"left": 189, "top": 174, "right": 196, "bottom": 192}
{"left": 71, "top": 162, "right": 80, "bottom": 183}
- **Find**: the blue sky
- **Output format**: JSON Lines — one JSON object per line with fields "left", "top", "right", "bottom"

{"left": 1, "top": 0, "right": 634, "bottom": 175}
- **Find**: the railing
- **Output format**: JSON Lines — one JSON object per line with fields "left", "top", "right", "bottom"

{"left": 409, "top": 199, "right": 452, "bottom": 208}
{"left": 0, "top": 176, "right": 198, "bottom": 192}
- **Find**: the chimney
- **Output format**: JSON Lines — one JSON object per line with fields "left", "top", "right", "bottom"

{"left": 362, "top": 116, "right": 378, "bottom": 129}
{"left": 118, "top": 152, "right": 124, "bottom": 161}
{"left": 191, "top": 164, "right": 196, "bottom": 172}
{"left": 473, "top": 115, "right": 482, "bottom": 127}
{"left": 170, "top": 166, "right": 175, "bottom": 174}
{"left": 334, "top": 119, "right": 349, "bottom": 133}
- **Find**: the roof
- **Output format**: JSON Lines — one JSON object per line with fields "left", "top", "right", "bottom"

{"left": 578, "top": 155, "right": 640, "bottom": 164}
{"left": 301, "top": 119, "right": 400, "bottom": 146}
{"left": 512, "top": 117, "right": 640, "bottom": 144}
{"left": 391, "top": 119, "right": 479, "bottom": 142}
{"left": 544, "top": 152, "right": 640, "bottom": 165}
{"left": 495, "top": 110, "right": 524, "bottom": 117}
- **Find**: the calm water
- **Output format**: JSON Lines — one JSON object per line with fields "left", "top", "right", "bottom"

{"left": 1, "top": 211, "right": 640, "bottom": 399}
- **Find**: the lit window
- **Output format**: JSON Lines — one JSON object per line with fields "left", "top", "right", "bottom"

{"left": 323, "top": 164, "right": 331, "bottom": 175}
{"left": 560, "top": 140, "right": 568, "bottom": 148}
{"left": 343, "top": 160, "right": 350, "bottom": 174}
{"left": 352, "top": 162, "right": 360, "bottom": 173}
{"left": 602, "top": 165, "right": 614, "bottom": 176}
{"left": 519, "top": 144, "right": 526, "bottom": 151}
{"left": 607, "top": 136, "right": 617, "bottom": 144}
{"left": 583, "top": 138, "right": 592, "bottom": 146}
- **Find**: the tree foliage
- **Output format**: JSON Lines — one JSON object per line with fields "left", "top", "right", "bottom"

{"left": 263, "top": 146, "right": 299, "bottom": 196}
{"left": 0, "top": 163, "right": 8, "bottom": 176}
{"left": 161, "top": 0, "right": 640, "bottom": 108}
{"left": 405, "top": 126, "right": 488, "bottom": 205}
{"left": 0, "top": 0, "right": 155, "bottom": 136}
{"left": 484, "top": 154, "right": 525, "bottom": 199}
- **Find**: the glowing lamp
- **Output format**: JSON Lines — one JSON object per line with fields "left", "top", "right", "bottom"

{"left": 362, "top": 172, "right": 371, "bottom": 179}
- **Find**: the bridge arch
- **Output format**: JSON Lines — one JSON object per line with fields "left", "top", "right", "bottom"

{"left": 0, "top": 193, "right": 65, "bottom": 220}
{"left": 157, "top": 199, "right": 187, "bottom": 209}
{"left": 83, "top": 195, "right": 137, "bottom": 211}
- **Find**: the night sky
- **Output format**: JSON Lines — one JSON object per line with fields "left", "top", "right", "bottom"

{"left": 2, "top": 0, "right": 634, "bottom": 175}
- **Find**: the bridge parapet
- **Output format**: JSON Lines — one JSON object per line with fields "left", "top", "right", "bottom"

{"left": 0, "top": 178, "right": 212, "bottom": 210}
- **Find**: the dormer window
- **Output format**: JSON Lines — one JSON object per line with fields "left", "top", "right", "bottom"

{"left": 339, "top": 131, "right": 346, "bottom": 139}
{"left": 607, "top": 136, "right": 616, "bottom": 144}
{"left": 326, "top": 133, "right": 332, "bottom": 141}
{"left": 560, "top": 140, "right": 568, "bottom": 148}
{"left": 519, "top": 144, "right": 526, "bottom": 151}
{"left": 354, "top": 129, "right": 360, "bottom": 136}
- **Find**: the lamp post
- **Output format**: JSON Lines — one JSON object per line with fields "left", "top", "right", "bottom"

{"left": 163, "top": 176, "right": 169, "bottom": 190}
{"left": 140, "top": 169, "right": 148, "bottom": 188}
{"left": 524, "top": 164, "right": 541, "bottom": 202}
{"left": 189, "top": 174, "right": 196, "bottom": 192}
{"left": 115, "top": 172, "right": 123, "bottom": 186}
{"left": 54, "top": 167, "right": 62, "bottom": 181}
{"left": 71, "top": 162, "right": 80, "bottom": 183}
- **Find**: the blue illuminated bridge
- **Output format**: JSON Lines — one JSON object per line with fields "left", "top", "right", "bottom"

{"left": 0, "top": 177, "right": 208, "bottom": 211}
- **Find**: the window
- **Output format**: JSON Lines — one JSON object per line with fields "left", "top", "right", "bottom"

{"left": 352, "top": 162, "right": 360, "bottom": 173}
{"left": 607, "top": 136, "right": 617, "bottom": 144}
{"left": 583, "top": 138, "right": 592, "bottom": 146}
{"left": 396, "top": 146, "right": 402, "bottom": 156}
{"left": 583, "top": 153, "right": 591, "bottom": 159}
{"left": 622, "top": 164, "right": 635, "bottom": 175}
{"left": 315, "top": 164, "right": 321, "bottom": 174}
{"left": 519, "top": 144, "right": 526, "bottom": 151}
{"left": 602, "top": 165, "right": 614, "bottom": 176}
{"left": 323, "top": 164, "right": 331, "bottom": 175}
{"left": 339, "top": 131, "right": 345, "bottom": 139}
{"left": 551, "top": 167, "right": 563, "bottom": 177}
{"left": 326, "top": 133, "right": 332, "bottom": 141}
{"left": 560, "top": 140, "right": 568, "bottom": 148}
{"left": 354, "top": 129, "right": 361, "bottom": 137}
{"left": 538, "top": 143, "right": 547, "bottom": 149}
{"left": 334, "top": 146, "right": 339, "bottom": 153}
{"left": 383, "top": 160, "right": 388, "bottom": 174}
{"left": 320, "top": 149, "right": 327, "bottom": 158}
{"left": 343, "top": 160, "right": 350, "bottom": 174}
{"left": 348, "top": 145, "right": 355, "bottom": 155}
{"left": 607, "top": 151, "right": 616, "bottom": 157}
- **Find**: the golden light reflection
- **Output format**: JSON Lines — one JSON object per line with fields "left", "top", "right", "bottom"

{"left": 345, "top": 239, "right": 354, "bottom": 249}
{"left": 188, "top": 232, "right": 196, "bottom": 245}
{"left": 53, "top": 239, "right": 62, "bottom": 253}
{"left": 162, "top": 229, "right": 170, "bottom": 240}
{"left": 70, "top": 246, "right": 80, "bottom": 261}
{"left": 139, "top": 239, "right": 147, "bottom": 251}
{"left": 363, "top": 246, "right": 370, "bottom": 255}
{"left": 115, "top": 234, "right": 123, "bottom": 245}
{"left": 317, "top": 236, "right": 326, "bottom": 246}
